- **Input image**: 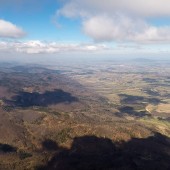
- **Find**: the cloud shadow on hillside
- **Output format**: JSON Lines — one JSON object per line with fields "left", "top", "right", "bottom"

{"left": 117, "top": 106, "right": 149, "bottom": 117}
{"left": 5, "top": 89, "right": 78, "bottom": 108}
{"left": 119, "top": 94, "right": 162, "bottom": 105}
{"left": 0, "top": 143, "right": 17, "bottom": 153}
{"left": 38, "top": 133, "right": 170, "bottom": 170}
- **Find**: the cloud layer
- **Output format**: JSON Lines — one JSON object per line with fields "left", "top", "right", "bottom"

{"left": 0, "top": 19, "right": 25, "bottom": 38}
{"left": 57, "top": 0, "right": 170, "bottom": 43}
{"left": 0, "top": 40, "right": 107, "bottom": 54}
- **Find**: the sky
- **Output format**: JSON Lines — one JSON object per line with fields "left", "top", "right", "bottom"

{"left": 0, "top": 0, "right": 170, "bottom": 62}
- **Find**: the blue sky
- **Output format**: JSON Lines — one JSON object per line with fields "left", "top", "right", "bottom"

{"left": 0, "top": 0, "right": 170, "bottom": 59}
{"left": 0, "top": 0, "right": 89, "bottom": 42}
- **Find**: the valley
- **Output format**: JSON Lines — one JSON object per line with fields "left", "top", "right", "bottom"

{"left": 0, "top": 60, "right": 169, "bottom": 170}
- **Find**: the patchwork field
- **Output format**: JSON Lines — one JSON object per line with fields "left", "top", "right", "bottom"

{"left": 62, "top": 59, "right": 170, "bottom": 134}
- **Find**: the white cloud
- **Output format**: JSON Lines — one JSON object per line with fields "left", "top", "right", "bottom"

{"left": 57, "top": 0, "right": 170, "bottom": 18}
{"left": 0, "top": 19, "right": 25, "bottom": 38}
{"left": 83, "top": 15, "right": 170, "bottom": 43}
{"left": 56, "top": 0, "right": 170, "bottom": 43}
{"left": 0, "top": 40, "right": 108, "bottom": 54}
